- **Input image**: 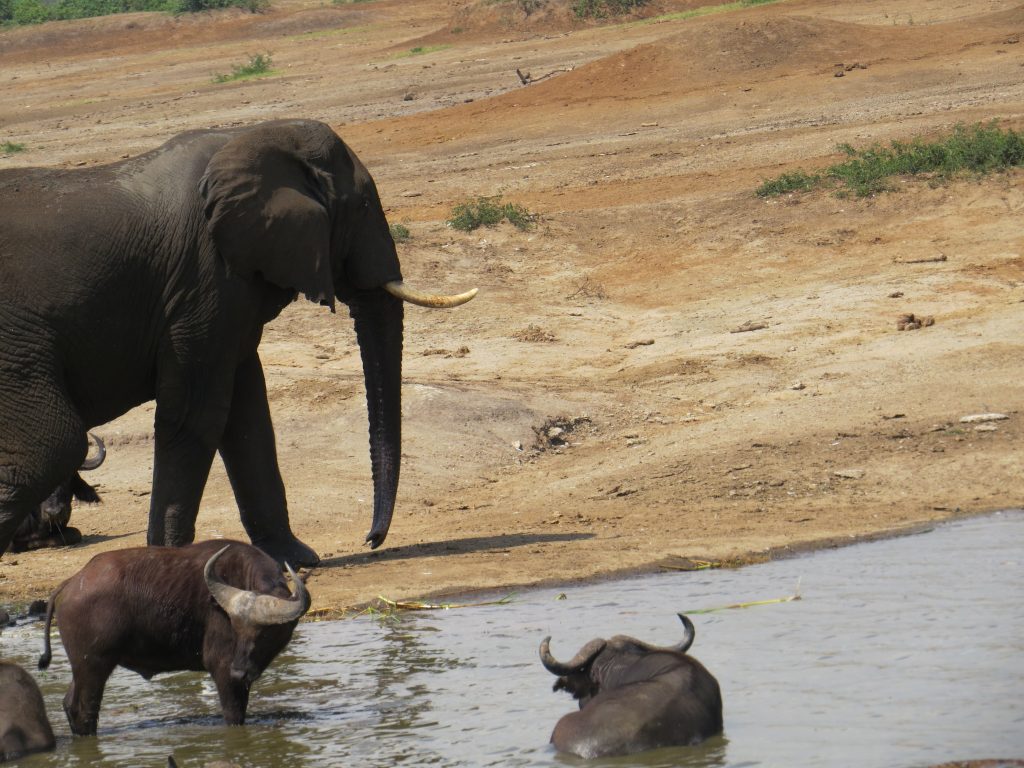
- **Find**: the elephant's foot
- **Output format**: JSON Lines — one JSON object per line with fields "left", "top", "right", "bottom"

{"left": 252, "top": 534, "right": 320, "bottom": 568}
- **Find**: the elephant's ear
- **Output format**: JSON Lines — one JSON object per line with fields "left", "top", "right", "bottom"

{"left": 199, "top": 125, "right": 335, "bottom": 310}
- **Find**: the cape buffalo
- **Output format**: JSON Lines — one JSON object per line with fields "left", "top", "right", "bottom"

{"left": 38, "top": 539, "right": 310, "bottom": 735}
{"left": 0, "top": 661, "right": 56, "bottom": 762}
{"left": 539, "top": 614, "right": 723, "bottom": 758}
{"left": 10, "top": 433, "right": 105, "bottom": 553}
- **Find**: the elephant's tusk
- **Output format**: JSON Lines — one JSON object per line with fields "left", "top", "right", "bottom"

{"left": 384, "top": 280, "right": 478, "bottom": 308}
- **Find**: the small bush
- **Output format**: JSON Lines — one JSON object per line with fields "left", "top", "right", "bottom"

{"left": 755, "top": 170, "right": 819, "bottom": 198}
{"left": 213, "top": 53, "right": 274, "bottom": 83}
{"left": 1, "top": 141, "right": 27, "bottom": 153}
{"left": 389, "top": 223, "right": 411, "bottom": 242}
{"left": 447, "top": 196, "right": 535, "bottom": 232}
{"left": 572, "top": 0, "right": 646, "bottom": 18}
{"left": 757, "top": 122, "right": 1024, "bottom": 198}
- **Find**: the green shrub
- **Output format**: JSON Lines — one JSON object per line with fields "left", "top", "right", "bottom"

{"left": 389, "top": 223, "right": 411, "bottom": 242}
{"left": 9, "top": 0, "right": 50, "bottom": 23}
{"left": 757, "top": 122, "right": 1024, "bottom": 198}
{"left": 213, "top": 52, "right": 274, "bottom": 83}
{"left": 755, "top": 170, "right": 819, "bottom": 197}
{"left": 447, "top": 196, "right": 535, "bottom": 232}
{"left": 1, "top": 0, "right": 264, "bottom": 25}
{"left": 1, "top": 141, "right": 27, "bottom": 153}
{"left": 572, "top": 0, "right": 646, "bottom": 17}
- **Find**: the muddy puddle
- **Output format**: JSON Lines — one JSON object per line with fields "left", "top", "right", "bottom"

{"left": 2, "top": 510, "right": 1022, "bottom": 767}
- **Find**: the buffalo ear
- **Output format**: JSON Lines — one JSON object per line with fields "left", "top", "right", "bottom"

{"left": 200, "top": 125, "right": 335, "bottom": 309}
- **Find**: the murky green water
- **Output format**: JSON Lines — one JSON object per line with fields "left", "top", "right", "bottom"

{"left": 3, "top": 511, "right": 1022, "bottom": 767}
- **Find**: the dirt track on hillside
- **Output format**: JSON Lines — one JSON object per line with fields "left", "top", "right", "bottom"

{"left": 1, "top": 0, "right": 1022, "bottom": 614}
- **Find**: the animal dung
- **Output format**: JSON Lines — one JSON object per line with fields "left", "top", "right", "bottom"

{"left": 896, "top": 313, "right": 934, "bottom": 331}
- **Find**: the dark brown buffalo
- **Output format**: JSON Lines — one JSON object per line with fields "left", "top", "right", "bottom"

{"left": 0, "top": 661, "right": 56, "bottom": 762}
{"left": 10, "top": 433, "right": 105, "bottom": 553}
{"left": 38, "top": 539, "right": 309, "bottom": 735}
{"left": 539, "top": 614, "right": 723, "bottom": 758}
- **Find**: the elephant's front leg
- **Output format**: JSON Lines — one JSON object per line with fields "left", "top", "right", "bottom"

{"left": 148, "top": 424, "right": 219, "bottom": 547}
{"left": 218, "top": 353, "right": 319, "bottom": 567}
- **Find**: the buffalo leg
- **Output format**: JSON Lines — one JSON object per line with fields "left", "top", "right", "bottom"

{"left": 63, "top": 659, "right": 115, "bottom": 736}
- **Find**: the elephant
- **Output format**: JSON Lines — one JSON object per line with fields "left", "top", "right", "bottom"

{"left": 0, "top": 119, "right": 476, "bottom": 565}
{"left": 0, "top": 661, "right": 56, "bottom": 762}
{"left": 38, "top": 539, "right": 309, "bottom": 734}
{"left": 10, "top": 433, "right": 105, "bottom": 553}
{"left": 539, "top": 614, "right": 723, "bottom": 758}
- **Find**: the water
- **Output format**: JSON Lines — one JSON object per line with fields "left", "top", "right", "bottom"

{"left": 2, "top": 511, "right": 1022, "bottom": 767}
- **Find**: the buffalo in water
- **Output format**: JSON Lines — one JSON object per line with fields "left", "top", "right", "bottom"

{"left": 0, "top": 661, "right": 56, "bottom": 762}
{"left": 539, "top": 614, "right": 722, "bottom": 758}
{"left": 38, "top": 539, "right": 309, "bottom": 735}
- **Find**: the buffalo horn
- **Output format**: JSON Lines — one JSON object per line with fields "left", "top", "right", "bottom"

{"left": 633, "top": 613, "right": 696, "bottom": 654}
{"left": 539, "top": 636, "right": 607, "bottom": 676}
{"left": 80, "top": 433, "right": 106, "bottom": 471}
{"left": 384, "top": 280, "right": 478, "bottom": 308}
{"left": 204, "top": 546, "right": 311, "bottom": 626}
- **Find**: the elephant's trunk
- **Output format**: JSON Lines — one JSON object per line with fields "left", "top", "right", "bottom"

{"left": 349, "top": 289, "right": 403, "bottom": 549}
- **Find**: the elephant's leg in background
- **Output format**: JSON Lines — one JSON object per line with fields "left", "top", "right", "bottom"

{"left": 219, "top": 353, "right": 319, "bottom": 567}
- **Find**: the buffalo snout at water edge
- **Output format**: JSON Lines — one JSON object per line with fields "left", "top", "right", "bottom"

{"left": 38, "top": 539, "right": 310, "bottom": 735}
{"left": 539, "top": 613, "right": 723, "bottom": 758}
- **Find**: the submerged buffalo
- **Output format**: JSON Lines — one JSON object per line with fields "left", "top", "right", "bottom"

{"left": 10, "top": 433, "right": 105, "bottom": 553}
{"left": 539, "top": 614, "right": 723, "bottom": 758}
{"left": 0, "top": 661, "right": 56, "bottom": 762}
{"left": 39, "top": 539, "right": 309, "bottom": 735}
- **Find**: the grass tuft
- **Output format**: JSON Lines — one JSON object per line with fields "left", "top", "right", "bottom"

{"left": 447, "top": 196, "right": 535, "bottom": 232}
{"left": 757, "top": 121, "right": 1024, "bottom": 198}
{"left": 389, "top": 223, "right": 411, "bottom": 242}
{"left": 213, "top": 52, "right": 275, "bottom": 83}
{"left": 396, "top": 44, "right": 450, "bottom": 58}
{"left": 572, "top": 0, "right": 647, "bottom": 18}
{"left": 1, "top": 141, "right": 27, "bottom": 153}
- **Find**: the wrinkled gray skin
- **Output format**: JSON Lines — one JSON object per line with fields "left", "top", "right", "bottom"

{"left": 10, "top": 433, "right": 105, "bottom": 552}
{"left": 0, "top": 120, "right": 414, "bottom": 565}
{"left": 540, "top": 614, "right": 723, "bottom": 759}
{"left": 38, "top": 539, "right": 309, "bottom": 735}
{"left": 0, "top": 661, "right": 56, "bottom": 762}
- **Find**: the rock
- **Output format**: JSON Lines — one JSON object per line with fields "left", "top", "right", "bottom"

{"left": 959, "top": 413, "right": 1009, "bottom": 423}
{"left": 731, "top": 320, "right": 768, "bottom": 333}
{"left": 973, "top": 424, "right": 998, "bottom": 432}
{"left": 833, "top": 469, "right": 865, "bottom": 480}
{"left": 789, "top": 381, "right": 805, "bottom": 390}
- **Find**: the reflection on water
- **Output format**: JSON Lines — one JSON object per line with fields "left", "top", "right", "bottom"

{"left": 2, "top": 511, "right": 1022, "bottom": 767}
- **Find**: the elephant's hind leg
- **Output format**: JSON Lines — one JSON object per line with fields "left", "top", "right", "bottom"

{"left": 0, "top": 383, "right": 88, "bottom": 557}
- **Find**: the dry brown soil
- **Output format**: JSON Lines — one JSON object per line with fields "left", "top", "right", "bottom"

{"left": 1, "top": 0, "right": 1022, "bottom": 615}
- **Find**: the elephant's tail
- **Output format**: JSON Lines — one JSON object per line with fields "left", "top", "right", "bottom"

{"left": 38, "top": 581, "right": 66, "bottom": 670}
